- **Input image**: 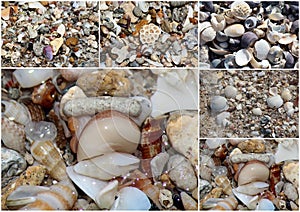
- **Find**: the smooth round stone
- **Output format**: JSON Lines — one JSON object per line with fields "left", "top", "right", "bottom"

{"left": 267, "top": 95, "right": 283, "bottom": 108}
{"left": 252, "top": 108, "right": 262, "bottom": 116}
{"left": 281, "top": 88, "right": 292, "bottom": 101}
{"left": 210, "top": 96, "right": 228, "bottom": 112}
{"left": 224, "top": 85, "right": 238, "bottom": 98}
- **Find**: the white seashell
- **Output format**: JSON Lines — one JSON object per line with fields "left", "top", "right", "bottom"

{"left": 57, "top": 24, "right": 65, "bottom": 37}
{"left": 232, "top": 188, "right": 259, "bottom": 209}
{"left": 235, "top": 49, "right": 252, "bottom": 66}
{"left": 13, "top": 69, "right": 54, "bottom": 88}
{"left": 230, "top": 1, "right": 252, "bottom": 20}
{"left": 111, "top": 187, "right": 151, "bottom": 210}
{"left": 281, "top": 88, "right": 292, "bottom": 101}
{"left": 150, "top": 70, "right": 197, "bottom": 117}
{"left": 236, "top": 182, "right": 269, "bottom": 195}
{"left": 284, "top": 102, "right": 294, "bottom": 116}
{"left": 224, "top": 24, "right": 245, "bottom": 37}
{"left": 210, "top": 96, "right": 228, "bottom": 113}
{"left": 268, "top": 13, "right": 285, "bottom": 21}
{"left": 130, "top": 96, "right": 152, "bottom": 126}
{"left": 66, "top": 166, "right": 108, "bottom": 201}
{"left": 252, "top": 108, "right": 262, "bottom": 116}
{"left": 159, "top": 189, "right": 173, "bottom": 209}
{"left": 200, "top": 22, "right": 216, "bottom": 43}
{"left": 95, "top": 180, "right": 118, "bottom": 209}
{"left": 1, "top": 147, "right": 27, "bottom": 178}
{"left": 274, "top": 140, "right": 298, "bottom": 163}
{"left": 74, "top": 152, "right": 140, "bottom": 180}
{"left": 2, "top": 100, "right": 30, "bottom": 125}
{"left": 256, "top": 199, "right": 275, "bottom": 210}
{"left": 211, "top": 13, "right": 226, "bottom": 31}
{"left": 212, "top": 195, "right": 238, "bottom": 210}
{"left": 267, "top": 95, "right": 283, "bottom": 108}
{"left": 238, "top": 161, "right": 269, "bottom": 186}
{"left": 254, "top": 39, "right": 270, "bottom": 60}
{"left": 278, "top": 33, "right": 297, "bottom": 45}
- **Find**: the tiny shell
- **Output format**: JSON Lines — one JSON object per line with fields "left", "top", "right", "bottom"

{"left": 267, "top": 95, "right": 283, "bottom": 108}
{"left": 224, "top": 24, "right": 245, "bottom": 37}
{"left": 214, "top": 175, "right": 232, "bottom": 195}
{"left": 212, "top": 195, "right": 238, "bottom": 210}
{"left": 235, "top": 49, "right": 252, "bottom": 66}
{"left": 281, "top": 88, "right": 292, "bottom": 101}
{"left": 200, "top": 22, "right": 216, "bottom": 43}
{"left": 13, "top": 69, "right": 54, "bottom": 88}
{"left": 159, "top": 189, "right": 173, "bottom": 209}
{"left": 267, "top": 46, "right": 283, "bottom": 64}
{"left": 256, "top": 198, "right": 275, "bottom": 210}
{"left": 275, "top": 140, "right": 298, "bottom": 163}
{"left": 238, "top": 161, "right": 270, "bottom": 186}
{"left": 77, "top": 110, "right": 141, "bottom": 161}
{"left": 31, "top": 81, "right": 57, "bottom": 109}
{"left": 244, "top": 16, "right": 257, "bottom": 30}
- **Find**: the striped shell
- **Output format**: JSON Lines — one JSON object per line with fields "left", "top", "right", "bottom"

{"left": 19, "top": 98, "right": 45, "bottom": 122}
{"left": 30, "top": 140, "right": 68, "bottom": 181}
{"left": 212, "top": 195, "right": 238, "bottom": 210}
{"left": 1, "top": 117, "right": 26, "bottom": 153}
{"left": 2, "top": 100, "right": 30, "bottom": 125}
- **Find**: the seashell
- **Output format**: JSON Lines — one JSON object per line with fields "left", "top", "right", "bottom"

{"left": 66, "top": 166, "right": 108, "bottom": 203}
{"left": 235, "top": 49, "right": 252, "bottom": 66}
{"left": 74, "top": 152, "right": 140, "bottom": 180}
{"left": 268, "top": 13, "right": 285, "bottom": 21}
{"left": 281, "top": 88, "right": 292, "bottom": 101}
{"left": 1, "top": 147, "right": 27, "bottom": 178}
{"left": 95, "top": 180, "right": 118, "bottom": 209}
{"left": 224, "top": 24, "right": 245, "bottom": 37}
{"left": 111, "top": 187, "right": 151, "bottom": 210}
{"left": 290, "top": 41, "right": 299, "bottom": 58}
{"left": 1, "top": 117, "right": 26, "bottom": 153}
{"left": 254, "top": 39, "right": 270, "bottom": 60}
{"left": 212, "top": 195, "right": 238, "bottom": 210}
{"left": 2, "top": 100, "right": 30, "bottom": 125}
{"left": 232, "top": 188, "right": 259, "bottom": 209}
{"left": 166, "top": 111, "right": 197, "bottom": 166}
{"left": 215, "top": 175, "right": 232, "bottom": 195}
{"left": 200, "top": 188, "right": 222, "bottom": 209}
{"left": 283, "top": 161, "right": 299, "bottom": 188}
{"left": 267, "top": 46, "right": 283, "bottom": 64}
{"left": 210, "top": 96, "right": 228, "bottom": 113}
{"left": 20, "top": 98, "right": 45, "bottom": 122}
{"left": 25, "top": 121, "right": 57, "bottom": 143}
{"left": 57, "top": 24, "right": 65, "bottom": 37}
{"left": 180, "top": 192, "right": 197, "bottom": 210}
{"left": 216, "top": 31, "right": 228, "bottom": 42}
{"left": 237, "top": 160, "right": 270, "bottom": 186}
{"left": 159, "top": 189, "right": 173, "bottom": 209}
{"left": 30, "top": 140, "right": 68, "bottom": 181}
{"left": 253, "top": 28, "right": 265, "bottom": 38}
{"left": 284, "top": 51, "right": 295, "bottom": 68}
{"left": 237, "top": 139, "right": 265, "bottom": 153}
{"left": 13, "top": 69, "right": 54, "bottom": 88}
{"left": 63, "top": 97, "right": 142, "bottom": 117}
{"left": 230, "top": 1, "right": 252, "bottom": 20}
{"left": 50, "top": 37, "right": 63, "bottom": 55}
{"left": 278, "top": 33, "right": 297, "bottom": 45}
{"left": 236, "top": 182, "right": 269, "bottom": 195}
{"left": 43, "top": 45, "right": 53, "bottom": 61}
{"left": 244, "top": 16, "right": 257, "bottom": 30}
{"left": 167, "top": 154, "right": 197, "bottom": 191}
{"left": 267, "top": 95, "right": 283, "bottom": 108}
{"left": 137, "top": 1, "right": 149, "bottom": 13}
{"left": 275, "top": 140, "right": 298, "bottom": 163}
{"left": 241, "top": 32, "right": 258, "bottom": 48}
{"left": 209, "top": 47, "right": 231, "bottom": 55}
{"left": 269, "top": 164, "right": 281, "bottom": 195}
{"left": 31, "top": 81, "right": 57, "bottom": 109}
{"left": 77, "top": 110, "right": 141, "bottom": 161}
{"left": 20, "top": 180, "right": 78, "bottom": 210}
{"left": 256, "top": 199, "right": 275, "bottom": 210}
{"left": 200, "top": 22, "right": 216, "bottom": 43}
{"left": 230, "top": 153, "right": 270, "bottom": 163}
{"left": 291, "top": 20, "right": 299, "bottom": 34}
{"left": 284, "top": 102, "right": 294, "bottom": 116}
{"left": 211, "top": 13, "right": 226, "bottom": 31}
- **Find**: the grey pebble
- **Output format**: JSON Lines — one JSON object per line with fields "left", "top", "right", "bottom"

{"left": 224, "top": 85, "right": 238, "bottom": 98}
{"left": 267, "top": 95, "right": 283, "bottom": 108}
{"left": 210, "top": 96, "right": 228, "bottom": 113}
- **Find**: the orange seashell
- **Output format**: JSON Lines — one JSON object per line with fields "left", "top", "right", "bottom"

{"left": 47, "top": 110, "right": 67, "bottom": 149}
{"left": 30, "top": 140, "right": 68, "bottom": 181}
{"left": 70, "top": 136, "right": 79, "bottom": 153}
{"left": 20, "top": 98, "right": 45, "bottom": 122}
{"left": 32, "top": 81, "right": 57, "bottom": 109}
{"left": 133, "top": 19, "right": 149, "bottom": 36}
{"left": 269, "top": 164, "right": 281, "bottom": 195}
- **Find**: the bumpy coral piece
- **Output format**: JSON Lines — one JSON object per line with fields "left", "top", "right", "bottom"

{"left": 140, "top": 23, "right": 161, "bottom": 44}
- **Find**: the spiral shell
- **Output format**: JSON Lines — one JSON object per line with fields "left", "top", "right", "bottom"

{"left": 1, "top": 117, "right": 26, "bottom": 153}
{"left": 212, "top": 195, "right": 238, "bottom": 210}
{"left": 2, "top": 100, "right": 30, "bottom": 125}
{"left": 30, "top": 140, "right": 68, "bottom": 181}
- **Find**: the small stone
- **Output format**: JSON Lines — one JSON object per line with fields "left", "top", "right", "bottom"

{"left": 33, "top": 42, "right": 44, "bottom": 56}
{"left": 237, "top": 139, "right": 265, "bottom": 153}
{"left": 210, "top": 96, "right": 228, "bottom": 113}
{"left": 283, "top": 161, "right": 299, "bottom": 188}
{"left": 57, "top": 24, "right": 66, "bottom": 37}
{"left": 216, "top": 112, "right": 230, "bottom": 126}
{"left": 1, "top": 8, "right": 10, "bottom": 20}
{"left": 66, "top": 37, "right": 78, "bottom": 47}
{"left": 283, "top": 183, "right": 298, "bottom": 201}
{"left": 252, "top": 108, "right": 262, "bottom": 116}
{"left": 281, "top": 88, "right": 292, "bottom": 101}
{"left": 224, "top": 85, "right": 237, "bottom": 98}
{"left": 267, "top": 95, "right": 283, "bottom": 108}
{"left": 180, "top": 192, "right": 197, "bottom": 210}
{"left": 50, "top": 37, "right": 64, "bottom": 55}
{"left": 27, "top": 25, "right": 38, "bottom": 39}
{"left": 284, "top": 102, "right": 294, "bottom": 116}
{"left": 236, "top": 94, "right": 243, "bottom": 101}
{"left": 150, "top": 152, "right": 169, "bottom": 179}
{"left": 168, "top": 154, "right": 197, "bottom": 191}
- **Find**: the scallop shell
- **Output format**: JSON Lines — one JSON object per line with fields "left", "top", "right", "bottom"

{"left": 13, "top": 69, "right": 54, "bottom": 88}
{"left": 230, "top": 1, "right": 252, "bottom": 20}
{"left": 235, "top": 49, "right": 252, "bottom": 66}
{"left": 30, "top": 140, "right": 68, "bottom": 181}
{"left": 224, "top": 24, "right": 245, "bottom": 37}
{"left": 254, "top": 39, "right": 270, "bottom": 60}
{"left": 73, "top": 152, "right": 140, "bottom": 180}
{"left": 237, "top": 161, "right": 270, "bottom": 186}
{"left": 77, "top": 110, "right": 141, "bottom": 161}
{"left": 1, "top": 117, "right": 26, "bottom": 153}
{"left": 2, "top": 100, "right": 30, "bottom": 125}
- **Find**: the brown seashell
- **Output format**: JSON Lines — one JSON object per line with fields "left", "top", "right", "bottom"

{"left": 269, "top": 164, "right": 281, "bottom": 195}
{"left": 214, "top": 144, "right": 228, "bottom": 160}
{"left": 2, "top": 100, "right": 30, "bottom": 125}
{"left": 20, "top": 98, "right": 45, "bottom": 122}
{"left": 47, "top": 110, "right": 67, "bottom": 150}
{"left": 32, "top": 81, "right": 57, "bottom": 109}
{"left": 70, "top": 136, "right": 79, "bottom": 153}
{"left": 214, "top": 175, "right": 232, "bottom": 195}
{"left": 30, "top": 140, "right": 68, "bottom": 181}
{"left": 1, "top": 117, "right": 26, "bottom": 153}
{"left": 200, "top": 188, "right": 222, "bottom": 209}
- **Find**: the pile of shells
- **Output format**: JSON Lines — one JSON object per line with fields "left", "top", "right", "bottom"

{"left": 1, "top": 1, "right": 99, "bottom": 67}
{"left": 100, "top": 1, "right": 198, "bottom": 67}
{"left": 1, "top": 69, "right": 198, "bottom": 210}
{"left": 200, "top": 139, "right": 299, "bottom": 210}
{"left": 200, "top": 69, "right": 299, "bottom": 138}
{"left": 200, "top": 1, "right": 299, "bottom": 69}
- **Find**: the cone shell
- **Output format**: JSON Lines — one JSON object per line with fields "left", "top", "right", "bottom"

{"left": 77, "top": 110, "right": 141, "bottom": 161}
{"left": 1, "top": 117, "right": 26, "bottom": 153}
{"left": 30, "top": 140, "right": 68, "bottom": 181}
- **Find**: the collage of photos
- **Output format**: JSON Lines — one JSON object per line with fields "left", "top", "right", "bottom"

{"left": 0, "top": 0, "right": 299, "bottom": 211}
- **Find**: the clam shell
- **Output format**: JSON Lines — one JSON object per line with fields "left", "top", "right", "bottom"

{"left": 241, "top": 32, "right": 258, "bottom": 48}
{"left": 256, "top": 199, "right": 275, "bottom": 210}
{"left": 74, "top": 152, "right": 140, "bottom": 180}
{"left": 235, "top": 49, "right": 252, "bottom": 66}
{"left": 95, "top": 180, "right": 118, "bottom": 209}
{"left": 13, "top": 69, "right": 54, "bottom": 88}
{"left": 2, "top": 100, "right": 30, "bottom": 125}
{"left": 77, "top": 110, "right": 141, "bottom": 161}
{"left": 254, "top": 39, "right": 270, "bottom": 60}
{"left": 278, "top": 33, "right": 297, "bottom": 45}
{"left": 238, "top": 161, "right": 269, "bottom": 186}
{"left": 224, "top": 24, "right": 245, "bottom": 37}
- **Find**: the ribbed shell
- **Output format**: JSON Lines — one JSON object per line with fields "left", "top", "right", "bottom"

{"left": 20, "top": 98, "right": 45, "bottom": 122}
{"left": 1, "top": 117, "right": 26, "bottom": 153}
{"left": 213, "top": 195, "right": 238, "bottom": 210}
{"left": 30, "top": 140, "right": 68, "bottom": 181}
{"left": 2, "top": 100, "right": 30, "bottom": 125}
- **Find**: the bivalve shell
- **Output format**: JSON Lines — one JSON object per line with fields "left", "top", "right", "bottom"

{"left": 2, "top": 100, "right": 30, "bottom": 125}
{"left": 237, "top": 161, "right": 270, "bottom": 186}
{"left": 224, "top": 24, "right": 245, "bottom": 37}
{"left": 235, "top": 49, "right": 252, "bottom": 66}
{"left": 230, "top": 1, "right": 252, "bottom": 20}
{"left": 267, "top": 46, "right": 283, "bottom": 64}
{"left": 254, "top": 39, "right": 270, "bottom": 60}
{"left": 211, "top": 13, "right": 226, "bottom": 31}
{"left": 13, "top": 69, "right": 54, "bottom": 88}
{"left": 241, "top": 32, "right": 258, "bottom": 48}
{"left": 267, "top": 95, "right": 283, "bottom": 108}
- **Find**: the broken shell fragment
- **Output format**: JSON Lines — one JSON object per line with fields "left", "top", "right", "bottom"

{"left": 237, "top": 161, "right": 270, "bottom": 186}
{"left": 236, "top": 182, "right": 269, "bottom": 195}
{"left": 235, "top": 49, "right": 252, "bottom": 66}
{"left": 254, "top": 39, "right": 270, "bottom": 60}
{"left": 241, "top": 32, "right": 258, "bottom": 48}
{"left": 13, "top": 69, "right": 54, "bottom": 88}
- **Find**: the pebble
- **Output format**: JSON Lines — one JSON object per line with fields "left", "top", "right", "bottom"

{"left": 284, "top": 102, "right": 294, "bottom": 116}
{"left": 281, "top": 88, "right": 292, "bottom": 101}
{"left": 230, "top": 153, "right": 270, "bottom": 163}
{"left": 283, "top": 161, "right": 299, "bottom": 187}
{"left": 50, "top": 37, "right": 64, "bottom": 55}
{"left": 252, "top": 108, "right": 262, "bottom": 116}
{"left": 167, "top": 154, "right": 197, "bottom": 191}
{"left": 33, "top": 42, "right": 44, "bottom": 56}
{"left": 180, "top": 192, "right": 197, "bottom": 210}
{"left": 237, "top": 139, "right": 266, "bottom": 153}
{"left": 267, "top": 95, "right": 283, "bottom": 108}
{"left": 283, "top": 183, "right": 298, "bottom": 201}
{"left": 216, "top": 112, "right": 230, "bottom": 126}
{"left": 210, "top": 96, "right": 228, "bottom": 113}
{"left": 200, "top": 179, "right": 212, "bottom": 197}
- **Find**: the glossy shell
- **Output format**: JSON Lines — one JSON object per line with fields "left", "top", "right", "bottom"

{"left": 237, "top": 161, "right": 270, "bottom": 186}
{"left": 13, "top": 69, "right": 54, "bottom": 88}
{"left": 2, "top": 100, "right": 30, "bottom": 125}
{"left": 224, "top": 24, "right": 245, "bottom": 37}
